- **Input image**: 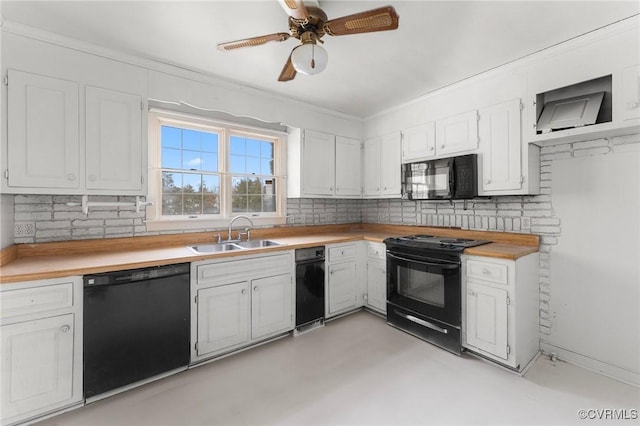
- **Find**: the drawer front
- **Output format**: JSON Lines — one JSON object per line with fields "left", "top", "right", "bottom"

{"left": 466, "top": 259, "right": 509, "bottom": 285}
{"left": 328, "top": 244, "right": 357, "bottom": 263}
{"left": 196, "top": 253, "right": 292, "bottom": 287}
{"left": 367, "top": 243, "right": 386, "bottom": 260}
{"left": 0, "top": 283, "right": 74, "bottom": 319}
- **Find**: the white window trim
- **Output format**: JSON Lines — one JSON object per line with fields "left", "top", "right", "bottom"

{"left": 146, "top": 109, "right": 287, "bottom": 232}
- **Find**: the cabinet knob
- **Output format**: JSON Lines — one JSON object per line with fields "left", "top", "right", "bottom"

{"left": 485, "top": 179, "right": 491, "bottom": 184}
{"left": 253, "top": 286, "right": 258, "bottom": 292}
{"left": 468, "top": 290, "right": 475, "bottom": 296}
{"left": 429, "top": 146, "right": 434, "bottom": 151}
{"left": 66, "top": 173, "right": 76, "bottom": 181}
{"left": 330, "top": 186, "right": 334, "bottom": 191}
{"left": 628, "top": 102, "right": 639, "bottom": 110}
{"left": 330, "top": 270, "right": 334, "bottom": 275}
{"left": 88, "top": 174, "right": 97, "bottom": 182}
{"left": 384, "top": 186, "right": 387, "bottom": 190}
{"left": 376, "top": 187, "right": 380, "bottom": 191}
{"left": 482, "top": 268, "right": 491, "bottom": 275}
{"left": 60, "top": 325, "right": 71, "bottom": 333}
{"left": 336, "top": 186, "right": 341, "bottom": 191}
{"left": 440, "top": 145, "right": 445, "bottom": 149}
{"left": 241, "top": 289, "right": 246, "bottom": 295}
{"left": 380, "top": 269, "right": 385, "bottom": 275}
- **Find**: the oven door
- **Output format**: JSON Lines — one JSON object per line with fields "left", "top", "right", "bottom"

{"left": 386, "top": 250, "right": 461, "bottom": 326}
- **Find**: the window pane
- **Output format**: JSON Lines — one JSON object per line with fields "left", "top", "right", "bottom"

{"left": 246, "top": 156, "right": 260, "bottom": 175}
{"left": 261, "top": 159, "right": 273, "bottom": 175}
{"left": 183, "top": 151, "right": 202, "bottom": 170}
{"left": 162, "top": 172, "right": 181, "bottom": 193}
{"left": 161, "top": 148, "right": 181, "bottom": 169}
{"left": 202, "top": 175, "right": 219, "bottom": 194}
{"left": 203, "top": 194, "right": 219, "bottom": 214}
{"left": 232, "top": 177, "right": 248, "bottom": 194}
{"left": 161, "top": 126, "right": 181, "bottom": 149}
{"left": 183, "top": 193, "right": 202, "bottom": 215}
{"left": 230, "top": 136, "right": 245, "bottom": 155}
{"left": 182, "top": 129, "right": 200, "bottom": 151}
{"left": 202, "top": 132, "right": 218, "bottom": 152}
{"left": 232, "top": 195, "right": 248, "bottom": 212}
{"left": 182, "top": 173, "right": 201, "bottom": 193}
{"left": 230, "top": 155, "right": 246, "bottom": 173}
{"left": 201, "top": 153, "right": 218, "bottom": 172}
{"left": 247, "top": 139, "right": 261, "bottom": 157}
{"left": 162, "top": 194, "right": 182, "bottom": 215}
{"left": 261, "top": 141, "right": 273, "bottom": 158}
{"left": 247, "top": 195, "right": 262, "bottom": 212}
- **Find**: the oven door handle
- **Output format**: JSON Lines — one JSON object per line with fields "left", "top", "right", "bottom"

{"left": 387, "top": 253, "right": 460, "bottom": 269}
{"left": 395, "top": 310, "right": 448, "bottom": 334}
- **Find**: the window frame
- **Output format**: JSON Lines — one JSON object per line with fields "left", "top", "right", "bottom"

{"left": 146, "top": 109, "right": 287, "bottom": 231}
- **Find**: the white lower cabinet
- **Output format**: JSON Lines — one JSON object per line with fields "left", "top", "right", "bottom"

{"left": 326, "top": 243, "right": 361, "bottom": 317}
{"left": 365, "top": 242, "right": 386, "bottom": 314}
{"left": 463, "top": 253, "right": 539, "bottom": 371}
{"left": 191, "top": 251, "right": 294, "bottom": 362}
{"left": 0, "top": 277, "right": 83, "bottom": 426}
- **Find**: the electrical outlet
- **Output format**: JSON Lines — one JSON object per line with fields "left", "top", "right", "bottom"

{"left": 15, "top": 222, "right": 35, "bottom": 237}
{"left": 521, "top": 217, "right": 531, "bottom": 231}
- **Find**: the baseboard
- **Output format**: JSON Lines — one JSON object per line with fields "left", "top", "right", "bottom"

{"left": 540, "top": 342, "right": 639, "bottom": 387}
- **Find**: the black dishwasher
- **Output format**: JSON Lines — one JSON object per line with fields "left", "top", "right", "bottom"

{"left": 83, "top": 263, "right": 190, "bottom": 400}
{"left": 295, "top": 246, "right": 325, "bottom": 329}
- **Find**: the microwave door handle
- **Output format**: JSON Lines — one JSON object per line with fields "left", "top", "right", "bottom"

{"left": 387, "top": 253, "right": 460, "bottom": 270}
{"left": 449, "top": 159, "right": 456, "bottom": 195}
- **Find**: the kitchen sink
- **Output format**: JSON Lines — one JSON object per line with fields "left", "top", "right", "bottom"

{"left": 187, "top": 240, "right": 285, "bottom": 254}
{"left": 188, "top": 243, "right": 243, "bottom": 254}
{"left": 234, "top": 239, "right": 285, "bottom": 249}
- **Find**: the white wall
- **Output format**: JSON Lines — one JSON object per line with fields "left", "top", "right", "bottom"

{"left": 544, "top": 142, "right": 639, "bottom": 385}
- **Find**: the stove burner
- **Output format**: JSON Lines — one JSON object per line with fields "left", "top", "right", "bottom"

{"left": 387, "top": 234, "right": 491, "bottom": 251}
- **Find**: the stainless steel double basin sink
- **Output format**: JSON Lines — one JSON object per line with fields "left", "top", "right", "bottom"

{"left": 187, "top": 239, "right": 285, "bottom": 254}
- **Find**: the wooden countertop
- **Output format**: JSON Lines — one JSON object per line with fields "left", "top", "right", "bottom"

{"left": 0, "top": 224, "right": 538, "bottom": 284}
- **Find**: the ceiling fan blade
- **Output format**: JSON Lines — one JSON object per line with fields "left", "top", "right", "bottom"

{"left": 324, "top": 6, "right": 399, "bottom": 36}
{"left": 278, "top": 0, "right": 309, "bottom": 20}
{"left": 217, "top": 33, "right": 290, "bottom": 51}
{"left": 278, "top": 53, "right": 297, "bottom": 82}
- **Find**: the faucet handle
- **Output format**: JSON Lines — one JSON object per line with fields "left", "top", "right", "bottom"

{"left": 238, "top": 228, "right": 251, "bottom": 242}
{"left": 214, "top": 233, "right": 222, "bottom": 243}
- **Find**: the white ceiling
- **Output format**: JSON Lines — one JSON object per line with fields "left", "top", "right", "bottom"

{"left": 1, "top": 1, "right": 638, "bottom": 118}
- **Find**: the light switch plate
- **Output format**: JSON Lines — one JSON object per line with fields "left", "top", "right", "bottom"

{"left": 15, "top": 222, "right": 35, "bottom": 237}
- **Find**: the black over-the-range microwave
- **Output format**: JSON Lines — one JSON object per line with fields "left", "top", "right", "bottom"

{"left": 401, "top": 154, "right": 478, "bottom": 200}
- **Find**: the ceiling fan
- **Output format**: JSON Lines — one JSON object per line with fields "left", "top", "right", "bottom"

{"left": 217, "top": 0, "right": 399, "bottom": 82}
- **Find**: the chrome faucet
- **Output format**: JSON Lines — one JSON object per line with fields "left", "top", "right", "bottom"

{"left": 227, "top": 215, "right": 254, "bottom": 242}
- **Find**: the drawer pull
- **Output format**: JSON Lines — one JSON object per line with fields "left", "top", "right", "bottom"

{"left": 482, "top": 268, "right": 491, "bottom": 275}
{"left": 60, "top": 325, "right": 71, "bottom": 333}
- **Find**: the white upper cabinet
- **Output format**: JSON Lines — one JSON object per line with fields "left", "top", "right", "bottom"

{"left": 363, "top": 132, "right": 401, "bottom": 198}
{"left": 435, "top": 110, "right": 479, "bottom": 156}
{"left": 85, "top": 86, "right": 143, "bottom": 191}
{"left": 401, "top": 122, "right": 436, "bottom": 162}
{"left": 6, "top": 70, "right": 80, "bottom": 189}
{"left": 622, "top": 64, "right": 640, "bottom": 122}
{"left": 478, "top": 99, "right": 523, "bottom": 193}
{"left": 288, "top": 128, "right": 362, "bottom": 198}
{"left": 2, "top": 34, "right": 148, "bottom": 195}
{"left": 335, "top": 136, "right": 362, "bottom": 197}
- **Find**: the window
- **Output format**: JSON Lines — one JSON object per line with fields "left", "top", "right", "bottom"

{"left": 147, "top": 110, "right": 286, "bottom": 230}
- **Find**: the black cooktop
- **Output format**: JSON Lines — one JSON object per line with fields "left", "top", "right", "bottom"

{"left": 384, "top": 234, "right": 491, "bottom": 252}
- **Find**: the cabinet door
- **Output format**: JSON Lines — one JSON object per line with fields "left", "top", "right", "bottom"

{"left": 335, "top": 136, "right": 362, "bottom": 197}
{"left": 1, "top": 314, "right": 75, "bottom": 421}
{"left": 466, "top": 282, "right": 508, "bottom": 360}
{"left": 7, "top": 70, "right": 79, "bottom": 189}
{"left": 85, "top": 86, "right": 143, "bottom": 191}
{"left": 436, "top": 110, "right": 479, "bottom": 156}
{"left": 362, "top": 137, "right": 381, "bottom": 197}
{"left": 367, "top": 260, "right": 387, "bottom": 313}
{"left": 478, "top": 99, "right": 522, "bottom": 193}
{"left": 196, "top": 282, "right": 249, "bottom": 356}
{"left": 402, "top": 122, "right": 436, "bottom": 162}
{"left": 251, "top": 273, "right": 293, "bottom": 340}
{"left": 327, "top": 262, "right": 357, "bottom": 315}
{"left": 622, "top": 64, "right": 640, "bottom": 122}
{"left": 380, "top": 132, "right": 402, "bottom": 196}
{"left": 302, "top": 130, "right": 335, "bottom": 196}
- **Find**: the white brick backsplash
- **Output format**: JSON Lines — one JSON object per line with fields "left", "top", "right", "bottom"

{"left": 541, "top": 151, "right": 572, "bottom": 161}
{"left": 572, "top": 139, "right": 609, "bottom": 149}
{"left": 541, "top": 143, "right": 571, "bottom": 154}
{"left": 36, "top": 221, "right": 71, "bottom": 230}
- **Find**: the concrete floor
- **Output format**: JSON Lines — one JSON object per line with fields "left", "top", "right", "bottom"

{"left": 37, "top": 311, "right": 639, "bottom": 426}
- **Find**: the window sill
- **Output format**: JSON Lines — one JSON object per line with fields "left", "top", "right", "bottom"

{"left": 145, "top": 216, "right": 287, "bottom": 232}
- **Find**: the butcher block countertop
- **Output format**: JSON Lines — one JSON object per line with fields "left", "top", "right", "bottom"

{"left": 0, "top": 224, "right": 538, "bottom": 284}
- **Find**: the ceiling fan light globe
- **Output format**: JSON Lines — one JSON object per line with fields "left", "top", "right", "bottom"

{"left": 291, "top": 43, "right": 328, "bottom": 75}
